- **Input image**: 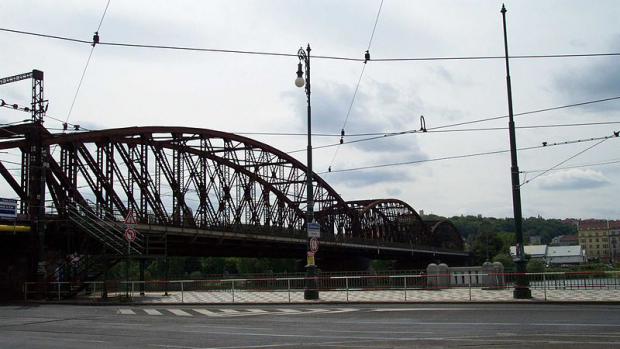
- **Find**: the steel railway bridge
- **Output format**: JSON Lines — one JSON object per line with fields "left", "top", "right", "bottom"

{"left": 0, "top": 122, "right": 468, "bottom": 293}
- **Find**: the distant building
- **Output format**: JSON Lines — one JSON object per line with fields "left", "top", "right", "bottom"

{"left": 550, "top": 234, "right": 578, "bottom": 246}
{"left": 510, "top": 244, "right": 587, "bottom": 265}
{"left": 510, "top": 245, "right": 547, "bottom": 260}
{"left": 546, "top": 246, "right": 586, "bottom": 265}
{"left": 577, "top": 220, "right": 620, "bottom": 263}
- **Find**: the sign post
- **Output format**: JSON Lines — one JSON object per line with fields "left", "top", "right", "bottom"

{"left": 124, "top": 209, "right": 138, "bottom": 297}
{"left": 304, "top": 222, "right": 320, "bottom": 300}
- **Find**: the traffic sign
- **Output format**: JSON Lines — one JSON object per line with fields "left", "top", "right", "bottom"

{"left": 124, "top": 209, "right": 138, "bottom": 225}
{"left": 124, "top": 227, "right": 137, "bottom": 242}
{"left": 309, "top": 237, "right": 319, "bottom": 253}
{"left": 307, "top": 222, "right": 320, "bottom": 238}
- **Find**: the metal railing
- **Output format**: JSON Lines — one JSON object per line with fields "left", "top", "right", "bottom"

{"left": 24, "top": 271, "right": 620, "bottom": 303}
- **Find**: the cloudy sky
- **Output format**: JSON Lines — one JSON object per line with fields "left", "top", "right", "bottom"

{"left": 0, "top": 0, "right": 619, "bottom": 220}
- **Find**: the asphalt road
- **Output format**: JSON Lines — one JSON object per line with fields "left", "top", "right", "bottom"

{"left": 1, "top": 303, "right": 620, "bottom": 348}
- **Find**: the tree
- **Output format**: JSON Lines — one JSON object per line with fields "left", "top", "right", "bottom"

{"left": 526, "top": 259, "right": 545, "bottom": 273}
{"left": 471, "top": 223, "right": 503, "bottom": 265}
{"left": 492, "top": 253, "right": 515, "bottom": 272}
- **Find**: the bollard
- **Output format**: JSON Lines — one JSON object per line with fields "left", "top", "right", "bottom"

{"left": 181, "top": 281, "right": 184, "bottom": 303}
{"left": 345, "top": 277, "right": 349, "bottom": 302}
{"left": 58, "top": 283, "right": 61, "bottom": 301}
{"left": 543, "top": 272, "right": 547, "bottom": 301}
{"left": 468, "top": 275, "right": 472, "bottom": 301}
{"left": 287, "top": 279, "right": 291, "bottom": 303}
{"left": 231, "top": 280, "right": 235, "bottom": 303}
{"left": 404, "top": 277, "right": 407, "bottom": 301}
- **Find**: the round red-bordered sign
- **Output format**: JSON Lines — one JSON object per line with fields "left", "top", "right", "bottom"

{"left": 124, "top": 227, "right": 137, "bottom": 242}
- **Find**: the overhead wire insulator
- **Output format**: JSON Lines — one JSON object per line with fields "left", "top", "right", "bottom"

{"left": 364, "top": 50, "right": 370, "bottom": 64}
{"left": 328, "top": 166, "right": 332, "bottom": 172}
{"left": 419, "top": 115, "right": 427, "bottom": 132}
{"left": 92, "top": 31, "right": 99, "bottom": 47}
{"left": 62, "top": 123, "right": 68, "bottom": 131}
{"left": 340, "top": 129, "right": 345, "bottom": 144}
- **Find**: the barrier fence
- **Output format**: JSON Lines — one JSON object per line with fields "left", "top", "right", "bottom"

{"left": 24, "top": 271, "right": 620, "bottom": 303}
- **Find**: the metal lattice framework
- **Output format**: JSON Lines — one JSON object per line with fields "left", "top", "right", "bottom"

{"left": 0, "top": 124, "right": 464, "bottom": 250}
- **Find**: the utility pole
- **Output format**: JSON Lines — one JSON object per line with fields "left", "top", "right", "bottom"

{"left": 0, "top": 70, "right": 48, "bottom": 281}
{"left": 501, "top": 5, "right": 531, "bottom": 299}
{"left": 30, "top": 70, "right": 48, "bottom": 281}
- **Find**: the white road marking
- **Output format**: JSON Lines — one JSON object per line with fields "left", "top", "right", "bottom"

{"left": 167, "top": 309, "right": 193, "bottom": 316}
{"left": 219, "top": 309, "right": 241, "bottom": 314}
{"left": 245, "top": 309, "right": 268, "bottom": 314}
{"left": 118, "top": 309, "right": 136, "bottom": 315}
{"left": 144, "top": 309, "right": 163, "bottom": 316}
{"left": 275, "top": 308, "right": 301, "bottom": 313}
{"left": 193, "top": 309, "right": 222, "bottom": 316}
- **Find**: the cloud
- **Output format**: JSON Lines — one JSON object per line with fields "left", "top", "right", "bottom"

{"left": 537, "top": 169, "right": 611, "bottom": 191}
{"left": 555, "top": 35, "right": 620, "bottom": 112}
{"left": 283, "top": 79, "right": 427, "bottom": 157}
{"left": 325, "top": 168, "right": 414, "bottom": 188}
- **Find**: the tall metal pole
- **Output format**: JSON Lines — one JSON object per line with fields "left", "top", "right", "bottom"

{"left": 297, "top": 44, "right": 319, "bottom": 300}
{"left": 29, "top": 70, "right": 48, "bottom": 283}
{"left": 501, "top": 4, "right": 531, "bottom": 299}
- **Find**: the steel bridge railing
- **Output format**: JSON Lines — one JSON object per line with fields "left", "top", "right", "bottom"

{"left": 24, "top": 271, "right": 620, "bottom": 303}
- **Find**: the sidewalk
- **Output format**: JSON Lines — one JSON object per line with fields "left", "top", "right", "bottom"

{"left": 95, "top": 287, "right": 620, "bottom": 304}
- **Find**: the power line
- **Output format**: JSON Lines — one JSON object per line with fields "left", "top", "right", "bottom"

{"left": 367, "top": 0, "right": 384, "bottom": 50}
{"left": 520, "top": 134, "right": 615, "bottom": 186}
{"left": 287, "top": 95, "right": 620, "bottom": 154}
{"left": 3, "top": 26, "right": 620, "bottom": 62}
{"left": 65, "top": 0, "right": 112, "bottom": 124}
{"left": 236, "top": 120, "right": 620, "bottom": 138}
{"left": 520, "top": 158, "right": 620, "bottom": 174}
{"left": 319, "top": 132, "right": 620, "bottom": 174}
{"left": 97, "top": 0, "right": 112, "bottom": 32}
{"left": 65, "top": 46, "right": 95, "bottom": 123}
{"left": 329, "top": 0, "right": 384, "bottom": 171}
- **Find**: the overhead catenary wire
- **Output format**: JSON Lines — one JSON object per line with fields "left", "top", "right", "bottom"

{"left": 64, "top": 0, "right": 111, "bottom": 124}
{"left": 520, "top": 158, "right": 620, "bottom": 174}
{"left": 287, "top": 95, "right": 620, "bottom": 154}
{"left": 234, "top": 120, "right": 620, "bottom": 138}
{"left": 520, "top": 132, "right": 617, "bottom": 186}
{"left": 2, "top": 27, "right": 620, "bottom": 62}
{"left": 328, "top": 0, "right": 384, "bottom": 171}
{"left": 318, "top": 132, "right": 620, "bottom": 174}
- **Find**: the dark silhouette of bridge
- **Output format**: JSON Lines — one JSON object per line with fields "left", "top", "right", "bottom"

{"left": 0, "top": 123, "right": 468, "bottom": 292}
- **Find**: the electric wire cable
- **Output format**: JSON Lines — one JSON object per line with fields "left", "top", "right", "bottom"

{"left": 236, "top": 120, "right": 620, "bottom": 138}
{"left": 520, "top": 158, "right": 620, "bottom": 174}
{"left": 328, "top": 0, "right": 384, "bottom": 171}
{"left": 318, "top": 132, "right": 620, "bottom": 174}
{"left": 3, "top": 26, "right": 620, "bottom": 62}
{"left": 520, "top": 133, "right": 617, "bottom": 186}
{"left": 287, "top": 95, "right": 620, "bottom": 154}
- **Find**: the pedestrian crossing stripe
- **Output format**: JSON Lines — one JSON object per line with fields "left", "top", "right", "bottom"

{"left": 117, "top": 308, "right": 359, "bottom": 317}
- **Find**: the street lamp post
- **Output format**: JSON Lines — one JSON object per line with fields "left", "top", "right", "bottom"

{"left": 296, "top": 44, "right": 319, "bottom": 300}
{"left": 501, "top": 4, "right": 531, "bottom": 299}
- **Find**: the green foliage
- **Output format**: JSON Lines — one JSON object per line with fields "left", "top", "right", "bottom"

{"left": 470, "top": 224, "right": 503, "bottom": 265}
{"left": 444, "top": 215, "right": 576, "bottom": 244}
{"left": 492, "top": 253, "right": 515, "bottom": 272}
{"left": 526, "top": 259, "right": 546, "bottom": 273}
